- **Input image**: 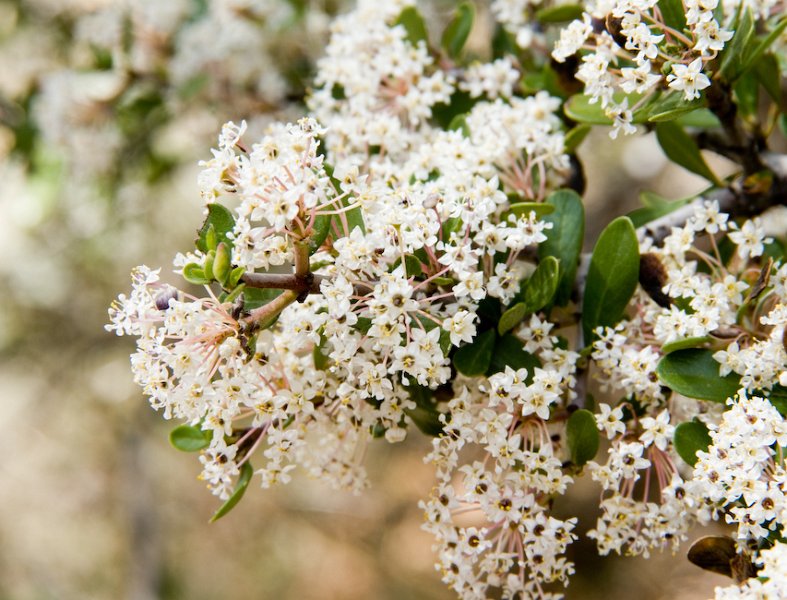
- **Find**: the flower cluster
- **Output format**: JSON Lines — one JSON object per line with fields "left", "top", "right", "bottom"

{"left": 549, "top": 0, "right": 781, "bottom": 137}
{"left": 105, "top": 0, "right": 787, "bottom": 598}
{"left": 421, "top": 319, "right": 580, "bottom": 598}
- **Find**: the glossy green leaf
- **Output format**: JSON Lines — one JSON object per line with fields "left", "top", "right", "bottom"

{"left": 719, "top": 6, "right": 755, "bottom": 82}
{"left": 658, "top": 0, "right": 687, "bottom": 33}
{"left": 661, "top": 336, "right": 712, "bottom": 354}
{"left": 169, "top": 425, "right": 210, "bottom": 452}
{"left": 523, "top": 256, "right": 560, "bottom": 313}
{"left": 210, "top": 461, "right": 253, "bottom": 522}
{"left": 441, "top": 1, "right": 475, "bottom": 59}
{"left": 540, "top": 189, "right": 584, "bottom": 306}
{"left": 656, "top": 348, "right": 741, "bottom": 402}
{"left": 535, "top": 4, "right": 583, "bottom": 22}
{"left": 487, "top": 334, "right": 540, "bottom": 380}
{"left": 394, "top": 6, "right": 429, "bottom": 46}
{"left": 673, "top": 420, "right": 712, "bottom": 466}
{"left": 196, "top": 203, "right": 235, "bottom": 253}
{"left": 582, "top": 217, "right": 639, "bottom": 344}
{"left": 454, "top": 329, "right": 495, "bottom": 377}
{"left": 655, "top": 121, "right": 722, "bottom": 186}
{"left": 498, "top": 302, "right": 527, "bottom": 336}
{"left": 183, "top": 263, "right": 211, "bottom": 285}
{"left": 567, "top": 409, "right": 600, "bottom": 466}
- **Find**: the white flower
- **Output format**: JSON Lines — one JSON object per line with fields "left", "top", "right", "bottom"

{"left": 667, "top": 58, "right": 711, "bottom": 100}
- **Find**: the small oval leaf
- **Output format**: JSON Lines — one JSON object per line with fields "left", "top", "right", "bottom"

{"left": 441, "top": 1, "right": 475, "bottom": 59}
{"left": 524, "top": 256, "right": 560, "bottom": 313}
{"left": 196, "top": 204, "right": 236, "bottom": 253}
{"left": 498, "top": 302, "right": 527, "bottom": 336}
{"left": 169, "top": 425, "right": 210, "bottom": 452}
{"left": 210, "top": 461, "right": 254, "bottom": 523}
{"left": 540, "top": 189, "right": 585, "bottom": 306}
{"left": 394, "top": 6, "right": 429, "bottom": 46}
{"left": 674, "top": 420, "right": 712, "bottom": 466}
{"left": 657, "top": 348, "right": 741, "bottom": 402}
{"left": 182, "top": 263, "right": 211, "bottom": 285}
{"left": 567, "top": 409, "right": 600, "bottom": 466}
{"left": 582, "top": 216, "right": 639, "bottom": 345}
{"left": 454, "top": 329, "right": 496, "bottom": 377}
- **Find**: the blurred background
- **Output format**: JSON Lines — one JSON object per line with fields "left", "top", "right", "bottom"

{"left": 0, "top": 0, "right": 741, "bottom": 598}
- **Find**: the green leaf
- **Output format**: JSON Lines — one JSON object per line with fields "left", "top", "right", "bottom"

{"left": 675, "top": 109, "right": 722, "bottom": 129}
{"left": 564, "top": 92, "right": 645, "bottom": 125}
{"left": 432, "top": 90, "right": 477, "bottom": 129}
{"left": 523, "top": 256, "right": 560, "bottom": 313}
{"left": 567, "top": 409, "right": 600, "bottom": 466}
{"left": 646, "top": 92, "right": 704, "bottom": 123}
{"left": 313, "top": 333, "right": 330, "bottom": 370}
{"left": 394, "top": 6, "right": 429, "bottom": 46}
{"left": 658, "top": 0, "right": 687, "bottom": 34}
{"left": 213, "top": 242, "right": 232, "bottom": 286}
{"left": 448, "top": 113, "right": 470, "bottom": 137}
{"left": 228, "top": 266, "right": 245, "bottom": 289}
{"left": 582, "top": 217, "right": 639, "bottom": 344}
{"left": 243, "top": 287, "right": 282, "bottom": 311}
{"left": 655, "top": 121, "right": 722, "bottom": 186}
{"left": 308, "top": 214, "right": 332, "bottom": 255}
{"left": 183, "top": 263, "right": 211, "bottom": 285}
{"left": 628, "top": 191, "right": 692, "bottom": 228}
{"left": 454, "top": 329, "right": 495, "bottom": 376}
{"left": 754, "top": 53, "right": 781, "bottom": 104}
{"left": 487, "top": 334, "right": 540, "bottom": 380}
{"left": 766, "top": 385, "right": 787, "bottom": 417}
{"left": 661, "top": 336, "right": 712, "bottom": 354}
{"left": 656, "top": 348, "right": 741, "bottom": 402}
{"left": 441, "top": 1, "right": 475, "bottom": 59}
{"left": 503, "top": 202, "right": 556, "bottom": 221}
{"left": 342, "top": 197, "right": 365, "bottom": 235}
{"left": 404, "top": 384, "right": 443, "bottom": 437}
{"left": 540, "top": 189, "right": 584, "bottom": 306}
{"left": 210, "top": 461, "right": 253, "bottom": 522}
{"left": 169, "top": 425, "right": 211, "bottom": 452}
{"left": 498, "top": 302, "right": 527, "bottom": 335}
{"left": 196, "top": 204, "right": 235, "bottom": 253}
{"left": 719, "top": 7, "right": 755, "bottom": 82}
{"left": 564, "top": 124, "right": 591, "bottom": 153}
{"left": 734, "top": 70, "right": 759, "bottom": 118}
{"left": 673, "top": 420, "right": 712, "bottom": 466}
{"left": 535, "top": 4, "right": 584, "bottom": 22}
{"left": 739, "top": 17, "right": 787, "bottom": 78}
